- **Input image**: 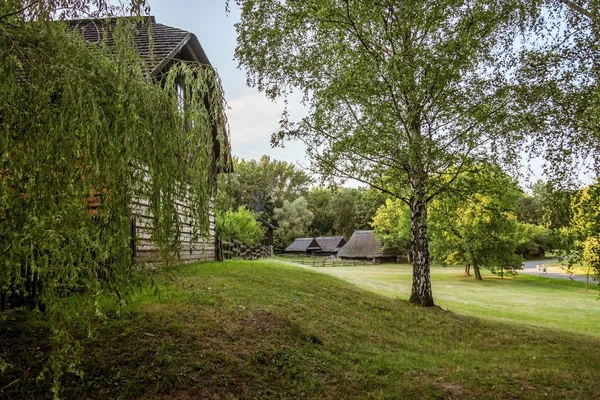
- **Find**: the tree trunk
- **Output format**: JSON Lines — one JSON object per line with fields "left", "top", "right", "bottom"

{"left": 473, "top": 263, "right": 483, "bottom": 280}
{"left": 464, "top": 264, "right": 471, "bottom": 276}
{"left": 408, "top": 193, "right": 434, "bottom": 307}
{"left": 586, "top": 267, "right": 590, "bottom": 291}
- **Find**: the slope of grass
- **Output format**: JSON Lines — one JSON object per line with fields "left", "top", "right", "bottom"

{"left": 285, "top": 261, "right": 600, "bottom": 337}
{"left": 2, "top": 260, "right": 600, "bottom": 399}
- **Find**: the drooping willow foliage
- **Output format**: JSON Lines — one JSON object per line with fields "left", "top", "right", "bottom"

{"left": 0, "top": 6, "right": 229, "bottom": 394}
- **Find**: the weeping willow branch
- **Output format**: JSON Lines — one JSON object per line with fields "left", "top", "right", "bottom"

{"left": 0, "top": 18, "right": 229, "bottom": 396}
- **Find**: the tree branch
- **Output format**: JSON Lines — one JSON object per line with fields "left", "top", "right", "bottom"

{"left": 559, "top": 0, "right": 594, "bottom": 20}
{"left": 0, "top": 1, "right": 40, "bottom": 21}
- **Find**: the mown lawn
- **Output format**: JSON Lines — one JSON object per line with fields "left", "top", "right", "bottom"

{"left": 2, "top": 260, "right": 600, "bottom": 399}
{"left": 278, "top": 260, "right": 600, "bottom": 337}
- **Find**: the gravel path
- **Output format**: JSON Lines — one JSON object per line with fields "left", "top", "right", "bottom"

{"left": 521, "top": 259, "right": 593, "bottom": 283}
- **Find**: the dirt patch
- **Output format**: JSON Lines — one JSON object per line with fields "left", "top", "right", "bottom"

{"left": 240, "top": 309, "right": 287, "bottom": 334}
{"left": 436, "top": 382, "right": 472, "bottom": 399}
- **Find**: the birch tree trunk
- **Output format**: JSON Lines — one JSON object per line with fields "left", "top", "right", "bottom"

{"left": 408, "top": 188, "right": 434, "bottom": 307}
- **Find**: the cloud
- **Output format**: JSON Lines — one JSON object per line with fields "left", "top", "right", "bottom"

{"left": 226, "top": 92, "right": 287, "bottom": 148}
{"left": 225, "top": 92, "right": 309, "bottom": 164}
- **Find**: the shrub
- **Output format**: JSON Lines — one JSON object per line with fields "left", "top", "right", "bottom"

{"left": 216, "top": 207, "right": 264, "bottom": 245}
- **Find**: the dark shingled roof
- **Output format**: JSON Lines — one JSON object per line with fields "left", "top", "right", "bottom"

{"left": 285, "top": 238, "right": 321, "bottom": 253}
{"left": 66, "top": 16, "right": 210, "bottom": 75}
{"left": 337, "top": 230, "right": 393, "bottom": 259}
{"left": 315, "top": 236, "right": 346, "bottom": 253}
{"left": 66, "top": 16, "right": 232, "bottom": 173}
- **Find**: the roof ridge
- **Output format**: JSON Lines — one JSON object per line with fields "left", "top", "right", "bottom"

{"left": 65, "top": 15, "right": 156, "bottom": 25}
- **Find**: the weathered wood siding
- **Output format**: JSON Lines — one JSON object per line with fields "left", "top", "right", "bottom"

{"left": 131, "top": 196, "right": 216, "bottom": 264}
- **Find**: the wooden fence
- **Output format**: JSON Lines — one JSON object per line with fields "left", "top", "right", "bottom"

{"left": 221, "top": 240, "right": 273, "bottom": 260}
{"left": 293, "top": 258, "right": 374, "bottom": 267}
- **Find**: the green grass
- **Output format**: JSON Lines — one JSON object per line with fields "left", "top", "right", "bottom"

{"left": 2, "top": 260, "right": 600, "bottom": 399}
{"left": 279, "top": 260, "right": 600, "bottom": 337}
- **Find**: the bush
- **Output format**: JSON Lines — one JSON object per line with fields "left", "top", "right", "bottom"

{"left": 216, "top": 207, "right": 264, "bottom": 245}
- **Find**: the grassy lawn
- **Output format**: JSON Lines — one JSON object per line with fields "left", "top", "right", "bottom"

{"left": 544, "top": 261, "right": 597, "bottom": 277}
{"left": 276, "top": 259, "right": 600, "bottom": 337}
{"left": 2, "top": 260, "right": 600, "bottom": 399}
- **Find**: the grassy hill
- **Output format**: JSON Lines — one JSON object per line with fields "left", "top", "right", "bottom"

{"left": 281, "top": 260, "right": 600, "bottom": 337}
{"left": 2, "top": 260, "right": 600, "bottom": 399}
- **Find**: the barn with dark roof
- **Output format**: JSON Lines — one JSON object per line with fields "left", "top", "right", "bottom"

{"left": 284, "top": 238, "right": 322, "bottom": 255}
{"left": 337, "top": 230, "right": 397, "bottom": 262}
{"left": 314, "top": 236, "right": 346, "bottom": 256}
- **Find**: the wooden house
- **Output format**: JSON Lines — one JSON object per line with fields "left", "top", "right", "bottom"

{"left": 314, "top": 236, "right": 346, "bottom": 256}
{"left": 73, "top": 17, "right": 231, "bottom": 263}
{"left": 284, "top": 238, "right": 322, "bottom": 255}
{"left": 258, "top": 217, "right": 275, "bottom": 247}
{"left": 337, "top": 230, "right": 397, "bottom": 263}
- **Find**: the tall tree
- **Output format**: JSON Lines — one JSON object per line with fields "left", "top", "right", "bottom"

{"left": 306, "top": 187, "right": 337, "bottom": 236}
{"left": 273, "top": 196, "right": 314, "bottom": 248}
{"left": 372, "top": 198, "right": 412, "bottom": 261}
{"left": 429, "top": 165, "right": 524, "bottom": 280}
{"left": 217, "top": 155, "right": 312, "bottom": 220}
{"left": 306, "top": 187, "right": 388, "bottom": 238}
{"left": 235, "top": 0, "right": 522, "bottom": 306}
{"left": 563, "top": 181, "right": 600, "bottom": 289}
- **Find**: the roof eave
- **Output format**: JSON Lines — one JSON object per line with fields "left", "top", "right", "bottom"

{"left": 150, "top": 32, "right": 193, "bottom": 77}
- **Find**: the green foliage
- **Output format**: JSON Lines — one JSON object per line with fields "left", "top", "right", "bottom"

{"left": 273, "top": 196, "right": 314, "bottom": 248}
{"left": 305, "top": 187, "right": 336, "bottom": 236}
{"left": 517, "top": 194, "right": 544, "bottom": 226}
{"left": 306, "top": 187, "right": 387, "bottom": 239}
{"left": 216, "top": 155, "right": 312, "bottom": 220}
{"left": 371, "top": 198, "right": 411, "bottom": 256}
{"left": 513, "top": 1, "right": 600, "bottom": 179}
{"left": 0, "top": 10, "right": 228, "bottom": 395}
{"left": 560, "top": 182, "right": 600, "bottom": 286}
{"left": 515, "top": 223, "right": 551, "bottom": 259}
{"left": 235, "top": 0, "right": 529, "bottom": 306}
{"left": 429, "top": 165, "right": 524, "bottom": 278}
{"left": 216, "top": 206, "right": 264, "bottom": 245}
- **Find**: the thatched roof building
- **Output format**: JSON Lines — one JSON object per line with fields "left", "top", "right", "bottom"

{"left": 337, "top": 230, "right": 396, "bottom": 261}
{"left": 315, "top": 236, "right": 346, "bottom": 255}
{"left": 284, "top": 238, "right": 321, "bottom": 254}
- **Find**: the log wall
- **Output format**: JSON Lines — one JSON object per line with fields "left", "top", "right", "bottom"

{"left": 131, "top": 196, "right": 217, "bottom": 264}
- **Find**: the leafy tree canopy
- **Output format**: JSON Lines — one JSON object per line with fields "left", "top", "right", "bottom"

{"left": 234, "top": 0, "right": 532, "bottom": 306}
{"left": 217, "top": 155, "right": 312, "bottom": 221}
{"left": 273, "top": 196, "right": 314, "bottom": 248}
{"left": 372, "top": 198, "right": 412, "bottom": 258}
{"left": 305, "top": 187, "right": 388, "bottom": 239}
{"left": 561, "top": 182, "right": 600, "bottom": 288}
{"left": 514, "top": 0, "right": 600, "bottom": 179}
{"left": 429, "top": 164, "right": 524, "bottom": 280}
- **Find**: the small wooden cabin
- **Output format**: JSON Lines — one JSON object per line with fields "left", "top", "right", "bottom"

{"left": 314, "top": 236, "right": 346, "bottom": 256}
{"left": 337, "top": 230, "right": 397, "bottom": 263}
{"left": 258, "top": 218, "right": 275, "bottom": 247}
{"left": 74, "top": 17, "right": 231, "bottom": 263}
{"left": 284, "top": 238, "right": 322, "bottom": 255}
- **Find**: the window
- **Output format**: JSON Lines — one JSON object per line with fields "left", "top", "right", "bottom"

{"left": 176, "top": 82, "right": 185, "bottom": 114}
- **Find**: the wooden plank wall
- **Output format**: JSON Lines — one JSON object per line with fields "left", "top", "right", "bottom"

{"left": 131, "top": 196, "right": 216, "bottom": 264}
